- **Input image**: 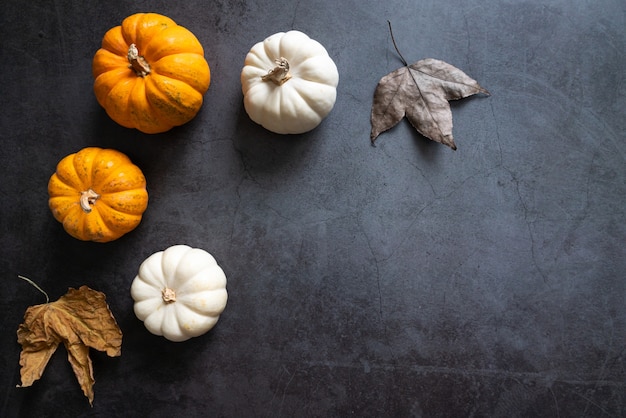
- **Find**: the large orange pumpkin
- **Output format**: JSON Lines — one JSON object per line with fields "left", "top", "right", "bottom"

{"left": 48, "top": 147, "right": 149, "bottom": 242}
{"left": 92, "top": 13, "right": 211, "bottom": 134}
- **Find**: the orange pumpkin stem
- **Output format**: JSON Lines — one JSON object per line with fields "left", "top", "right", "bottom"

{"left": 262, "top": 57, "right": 292, "bottom": 85}
{"left": 162, "top": 287, "right": 176, "bottom": 303}
{"left": 79, "top": 189, "right": 100, "bottom": 213}
{"left": 127, "top": 44, "right": 151, "bottom": 77}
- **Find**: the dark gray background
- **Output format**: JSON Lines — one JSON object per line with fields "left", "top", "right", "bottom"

{"left": 1, "top": 0, "right": 624, "bottom": 416}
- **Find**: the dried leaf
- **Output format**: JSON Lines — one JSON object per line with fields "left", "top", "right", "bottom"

{"left": 17, "top": 285, "right": 122, "bottom": 405}
{"left": 371, "top": 23, "right": 489, "bottom": 150}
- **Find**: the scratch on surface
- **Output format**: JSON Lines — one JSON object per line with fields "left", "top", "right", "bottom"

{"left": 358, "top": 214, "right": 384, "bottom": 323}
{"left": 272, "top": 365, "right": 296, "bottom": 418}
{"left": 573, "top": 391, "right": 613, "bottom": 416}
{"left": 489, "top": 101, "right": 504, "bottom": 167}
{"left": 582, "top": 151, "right": 598, "bottom": 217}
{"left": 462, "top": 10, "right": 473, "bottom": 70}
{"left": 488, "top": 70, "right": 625, "bottom": 163}
{"left": 489, "top": 100, "right": 547, "bottom": 282}
{"left": 228, "top": 141, "right": 255, "bottom": 254}
{"left": 549, "top": 386, "right": 561, "bottom": 418}
{"left": 358, "top": 145, "right": 487, "bottom": 267}
{"left": 582, "top": 323, "right": 622, "bottom": 416}
{"left": 511, "top": 171, "right": 548, "bottom": 282}
{"left": 53, "top": 0, "right": 69, "bottom": 73}
{"left": 232, "top": 143, "right": 261, "bottom": 192}
{"left": 271, "top": 358, "right": 625, "bottom": 388}
{"left": 290, "top": 0, "right": 301, "bottom": 29}
{"left": 385, "top": 144, "right": 437, "bottom": 197}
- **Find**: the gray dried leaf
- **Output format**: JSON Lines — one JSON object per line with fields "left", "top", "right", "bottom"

{"left": 370, "top": 24, "right": 489, "bottom": 150}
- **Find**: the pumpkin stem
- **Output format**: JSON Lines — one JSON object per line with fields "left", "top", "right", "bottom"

{"left": 79, "top": 189, "right": 100, "bottom": 213}
{"left": 162, "top": 287, "right": 176, "bottom": 303}
{"left": 127, "top": 44, "right": 151, "bottom": 77}
{"left": 262, "top": 57, "right": 292, "bottom": 85}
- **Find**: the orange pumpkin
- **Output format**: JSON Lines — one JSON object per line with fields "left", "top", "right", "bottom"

{"left": 92, "top": 13, "right": 211, "bottom": 134}
{"left": 48, "top": 147, "right": 149, "bottom": 242}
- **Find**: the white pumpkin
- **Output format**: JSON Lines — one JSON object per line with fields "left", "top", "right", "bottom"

{"left": 130, "top": 245, "right": 228, "bottom": 342}
{"left": 240, "top": 30, "right": 339, "bottom": 134}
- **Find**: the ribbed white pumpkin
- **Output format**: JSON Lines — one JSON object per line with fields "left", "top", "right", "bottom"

{"left": 241, "top": 30, "right": 339, "bottom": 134}
{"left": 130, "top": 245, "right": 228, "bottom": 342}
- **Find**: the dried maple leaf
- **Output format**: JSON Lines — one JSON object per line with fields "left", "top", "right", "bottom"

{"left": 16, "top": 284, "right": 122, "bottom": 406}
{"left": 371, "top": 22, "right": 490, "bottom": 150}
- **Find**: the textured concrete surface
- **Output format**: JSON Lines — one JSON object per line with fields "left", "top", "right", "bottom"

{"left": 1, "top": 0, "right": 624, "bottom": 416}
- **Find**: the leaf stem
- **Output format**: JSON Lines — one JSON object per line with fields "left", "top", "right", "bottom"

{"left": 18, "top": 275, "right": 49, "bottom": 303}
{"left": 387, "top": 20, "right": 408, "bottom": 66}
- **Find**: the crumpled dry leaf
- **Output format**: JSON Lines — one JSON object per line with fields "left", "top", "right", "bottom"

{"left": 370, "top": 23, "right": 489, "bottom": 150}
{"left": 17, "top": 285, "right": 122, "bottom": 405}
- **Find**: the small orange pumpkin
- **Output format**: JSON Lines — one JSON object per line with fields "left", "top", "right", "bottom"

{"left": 48, "top": 147, "right": 149, "bottom": 242}
{"left": 92, "top": 13, "right": 211, "bottom": 134}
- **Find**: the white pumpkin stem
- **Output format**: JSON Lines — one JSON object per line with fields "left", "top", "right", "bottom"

{"left": 162, "top": 287, "right": 176, "bottom": 303}
{"left": 262, "top": 57, "right": 292, "bottom": 85}
{"left": 79, "top": 189, "right": 100, "bottom": 213}
{"left": 127, "top": 44, "right": 151, "bottom": 77}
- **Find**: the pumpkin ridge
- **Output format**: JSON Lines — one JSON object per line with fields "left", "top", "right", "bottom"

{"left": 97, "top": 170, "right": 146, "bottom": 195}
{"left": 129, "top": 13, "right": 177, "bottom": 52}
{"left": 291, "top": 79, "right": 337, "bottom": 118}
{"left": 142, "top": 304, "right": 169, "bottom": 333}
{"left": 143, "top": 26, "right": 204, "bottom": 63}
{"left": 103, "top": 79, "right": 138, "bottom": 129}
{"left": 93, "top": 206, "right": 119, "bottom": 233}
{"left": 242, "top": 49, "right": 274, "bottom": 79}
{"left": 120, "top": 13, "right": 145, "bottom": 48}
{"left": 53, "top": 157, "right": 81, "bottom": 192}
{"left": 159, "top": 303, "right": 184, "bottom": 338}
{"left": 174, "top": 302, "right": 219, "bottom": 333}
{"left": 98, "top": 189, "right": 148, "bottom": 215}
{"left": 139, "top": 253, "right": 168, "bottom": 289}
{"left": 88, "top": 149, "right": 129, "bottom": 190}
{"left": 261, "top": 35, "right": 283, "bottom": 67}
{"left": 277, "top": 32, "right": 326, "bottom": 65}
{"left": 92, "top": 49, "right": 130, "bottom": 78}
{"left": 93, "top": 67, "right": 135, "bottom": 108}
{"left": 289, "top": 55, "right": 338, "bottom": 85}
{"left": 176, "top": 292, "right": 227, "bottom": 317}
{"left": 88, "top": 148, "right": 110, "bottom": 190}
{"left": 71, "top": 149, "right": 97, "bottom": 191}
{"left": 280, "top": 80, "right": 324, "bottom": 119}
{"left": 73, "top": 204, "right": 104, "bottom": 242}
{"left": 95, "top": 202, "right": 143, "bottom": 234}
{"left": 49, "top": 196, "right": 81, "bottom": 223}
{"left": 49, "top": 172, "right": 81, "bottom": 197}
{"left": 100, "top": 26, "right": 128, "bottom": 57}
{"left": 126, "top": 78, "right": 172, "bottom": 134}
{"left": 151, "top": 53, "right": 210, "bottom": 94}
{"left": 145, "top": 74, "right": 203, "bottom": 126}
{"left": 120, "top": 15, "right": 139, "bottom": 48}
{"left": 174, "top": 268, "right": 224, "bottom": 294}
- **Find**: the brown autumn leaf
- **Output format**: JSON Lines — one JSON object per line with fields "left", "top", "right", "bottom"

{"left": 16, "top": 285, "right": 122, "bottom": 406}
{"left": 370, "top": 23, "right": 490, "bottom": 150}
